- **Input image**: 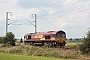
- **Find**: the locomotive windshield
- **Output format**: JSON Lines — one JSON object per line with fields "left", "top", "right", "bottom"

{"left": 56, "top": 33, "right": 65, "bottom": 37}
{"left": 56, "top": 31, "right": 66, "bottom": 38}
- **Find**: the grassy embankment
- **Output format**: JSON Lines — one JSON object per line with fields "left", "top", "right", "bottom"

{"left": 0, "top": 53, "right": 74, "bottom": 60}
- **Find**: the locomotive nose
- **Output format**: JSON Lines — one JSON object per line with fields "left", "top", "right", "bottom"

{"left": 55, "top": 30, "right": 66, "bottom": 46}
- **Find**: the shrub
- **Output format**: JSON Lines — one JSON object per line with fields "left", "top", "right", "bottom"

{"left": 4, "top": 32, "right": 15, "bottom": 46}
{"left": 80, "top": 29, "right": 90, "bottom": 54}
{"left": 0, "top": 36, "right": 5, "bottom": 44}
{"left": 20, "top": 38, "right": 23, "bottom": 43}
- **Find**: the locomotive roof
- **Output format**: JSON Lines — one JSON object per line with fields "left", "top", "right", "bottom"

{"left": 24, "top": 30, "right": 65, "bottom": 36}
{"left": 24, "top": 31, "right": 58, "bottom": 36}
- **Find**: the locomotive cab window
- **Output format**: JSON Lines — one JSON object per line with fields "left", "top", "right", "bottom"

{"left": 28, "top": 36, "right": 31, "bottom": 39}
{"left": 62, "top": 34, "right": 66, "bottom": 37}
{"left": 45, "top": 36, "right": 50, "bottom": 39}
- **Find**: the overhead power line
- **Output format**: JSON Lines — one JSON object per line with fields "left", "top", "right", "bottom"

{"left": 14, "top": 0, "right": 90, "bottom": 19}
{"left": 9, "top": 0, "right": 65, "bottom": 17}
{"left": 37, "top": 9, "right": 90, "bottom": 23}
{"left": 24, "top": 8, "right": 90, "bottom": 26}
{"left": 4, "top": 1, "right": 90, "bottom": 28}
{"left": 37, "top": 3, "right": 90, "bottom": 18}
{"left": 8, "top": 20, "right": 17, "bottom": 25}
{"left": 9, "top": 24, "right": 21, "bottom": 25}
{"left": 15, "top": 6, "right": 90, "bottom": 26}
{"left": 42, "top": 0, "right": 65, "bottom": 8}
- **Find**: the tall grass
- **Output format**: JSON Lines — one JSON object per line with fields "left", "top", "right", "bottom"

{"left": 0, "top": 43, "right": 90, "bottom": 60}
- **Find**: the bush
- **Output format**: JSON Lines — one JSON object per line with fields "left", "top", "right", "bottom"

{"left": 4, "top": 32, "right": 15, "bottom": 46}
{"left": 0, "top": 36, "right": 5, "bottom": 43}
{"left": 80, "top": 29, "right": 90, "bottom": 54}
{"left": 20, "top": 38, "right": 23, "bottom": 43}
{"left": 80, "top": 38, "right": 90, "bottom": 54}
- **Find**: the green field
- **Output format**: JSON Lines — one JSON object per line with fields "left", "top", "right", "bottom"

{"left": 0, "top": 53, "right": 76, "bottom": 60}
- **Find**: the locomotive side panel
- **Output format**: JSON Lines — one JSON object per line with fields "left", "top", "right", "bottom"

{"left": 30, "top": 33, "right": 56, "bottom": 41}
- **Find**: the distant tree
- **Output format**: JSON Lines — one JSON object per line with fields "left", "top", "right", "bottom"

{"left": 0, "top": 37, "right": 2, "bottom": 43}
{"left": 80, "top": 29, "right": 90, "bottom": 54}
{"left": 0, "top": 36, "right": 5, "bottom": 43}
{"left": 4, "top": 32, "right": 15, "bottom": 46}
{"left": 75, "top": 38, "right": 78, "bottom": 41}
{"left": 20, "top": 38, "right": 23, "bottom": 43}
{"left": 69, "top": 38, "right": 72, "bottom": 41}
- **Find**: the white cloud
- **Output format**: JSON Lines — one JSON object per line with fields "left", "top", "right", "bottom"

{"left": 54, "top": 18, "right": 67, "bottom": 28}
{"left": 48, "top": 10, "right": 55, "bottom": 14}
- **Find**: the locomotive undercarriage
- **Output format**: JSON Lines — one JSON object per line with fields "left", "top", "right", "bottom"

{"left": 24, "top": 40, "right": 66, "bottom": 48}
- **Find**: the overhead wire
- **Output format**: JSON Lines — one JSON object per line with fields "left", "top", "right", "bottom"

{"left": 37, "top": 9, "right": 90, "bottom": 24}
{"left": 24, "top": 2, "right": 90, "bottom": 26}
{"left": 11, "top": 0, "right": 65, "bottom": 17}
{"left": 2, "top": 0, "right": 89, "bottom": 26}
{"left": 37, "top": 2, "right": 90, "bottom": 19}
{"left": 36, "top": 4, "right": 90, "bottom": 20}
{"left": 6, "top": 0, "right": 64, "bottom": 26}
{"left": 6, "top": 0, "right": 89, "bottom": 22}
{"left": 26, "top": 7, "right": 90, "bottom": 26}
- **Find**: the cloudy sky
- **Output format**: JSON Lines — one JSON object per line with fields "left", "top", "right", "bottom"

{"left": 0, "top": 0, "right": 90, "bottom": 39}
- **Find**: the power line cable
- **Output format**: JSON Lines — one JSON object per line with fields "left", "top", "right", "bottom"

{"left": 4, "top": 1, "right": 89, "bottom": 26}
{"left": 38, "top": 9, "right": 90, "bottom": 23}
{"left": 13, "top": 8, "right": 90, "bottom": 26}
{"left": 2, "top": 0, "right": 89, "bottom": 23}
{"left": 21, "top": 8, "right": 90, "bottom": 26}
{"left": 10, "top": 0, "right": 65, "bottom": 17}
{"left": 37, "top": 3, "right": 90, "bottom": 18}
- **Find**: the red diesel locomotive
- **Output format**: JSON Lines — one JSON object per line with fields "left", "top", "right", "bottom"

{"left": 24, "top": 30, "right": 66, "bottom": 47}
